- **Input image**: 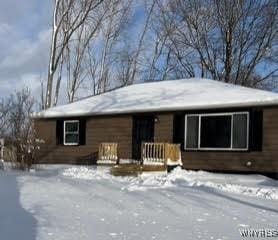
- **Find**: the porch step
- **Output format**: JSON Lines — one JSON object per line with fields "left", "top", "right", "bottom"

{"left": 110, "top": 164, "right": 166, "bottom": 176}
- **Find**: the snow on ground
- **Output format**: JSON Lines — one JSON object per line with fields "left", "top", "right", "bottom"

{"left": 1, "top": 165, "right": 278, "bottom": 240}
{"left": 63, "top": 166, "right": 278, "bottom": 199}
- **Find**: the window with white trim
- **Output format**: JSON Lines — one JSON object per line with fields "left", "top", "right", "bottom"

{"left": 185, "top": 112, "right": 249, "bottom": 151}
{"left": 64, "top": 120, "right": 79, "bottom": 145}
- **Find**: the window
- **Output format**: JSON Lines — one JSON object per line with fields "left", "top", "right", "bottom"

{"left": 64, "top": 120, "right": 79, "bottom": 145}
{"left": 185, "top": 116, "right": 199, "bottom": 148}
{"left": 200, "top": 115, "right": 231, "bottom": 148}
{"left": 185, "top": 112, "right": 249, "bottom": 151}
{"left": 232, "top": 114, "right": 248, "bottom": 149}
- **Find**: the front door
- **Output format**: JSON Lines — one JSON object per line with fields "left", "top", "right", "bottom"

{"left": 132, "top": 116, "right": 154, "bottom": 160}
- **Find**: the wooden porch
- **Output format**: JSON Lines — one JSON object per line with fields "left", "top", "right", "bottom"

{"left": 96, "top": 142, "right": 182, "bottom": 175}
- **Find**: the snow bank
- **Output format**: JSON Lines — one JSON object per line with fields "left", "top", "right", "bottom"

{"left": 63, "top": 166, "right": 112, "bottom": 180}
{"left": 62, "top": 166, "right": 278, "bottom": 200}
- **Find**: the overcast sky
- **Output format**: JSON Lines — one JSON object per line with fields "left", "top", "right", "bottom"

{"left": 0, "top": 0, "right": 52, "bottom": 98}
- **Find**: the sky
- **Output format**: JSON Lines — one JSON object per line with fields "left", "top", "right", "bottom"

{"left": 0, "top": 1, "right": 144, "bottom": 102}
{"left": 0, "top": 1, "right": 276, "bottom": 101}
{"left": 0, "top": 0, "right": 52, "bottom": 98}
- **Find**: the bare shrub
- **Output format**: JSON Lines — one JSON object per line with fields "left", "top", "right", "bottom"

{"left": 0, "top": 88, "right": 44, "bottom": 171}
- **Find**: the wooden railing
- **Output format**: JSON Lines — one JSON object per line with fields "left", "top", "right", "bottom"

{"left": 97, "top": 142, "right": 181, "bottom": 166}
{"left": 142, "top": 142, "right": 166, "bottom": 165}
{"left": 98, "top": 143, "right": 118, "bottom": 162}
{"left": 165, "top": 143, "right": 181, "bottom": 163}
{"left": 142, "top": 142, "right": 181, "bottom": 165}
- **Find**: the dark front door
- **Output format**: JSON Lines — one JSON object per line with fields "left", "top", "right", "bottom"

{"left": 132, "top": 116, "right": 154, "bottom": 160}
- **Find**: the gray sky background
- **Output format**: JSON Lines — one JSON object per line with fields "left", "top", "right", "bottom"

{"left": 0, "top": 0, "right": 52, "bottom": 98}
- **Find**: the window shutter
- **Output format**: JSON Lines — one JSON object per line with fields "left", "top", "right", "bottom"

{"left": 79, "top": 118, "right": 86, "bottom": 145}
{"left": 249, "top": 110, "right": 263, "bottom": 151}
{"left": 56, "top": 119, "right": 64, "bottom": 145}
{"left": 173, "top": 113, "right": 185, "bottom": 149}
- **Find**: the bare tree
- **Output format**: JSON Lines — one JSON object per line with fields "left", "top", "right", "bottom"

{"left": 144, "top": 2, "right": 176, "bottom": 81}
{"left": 46, "top": 0, "right": 134, "bottom": 104}
{"left": 70, "top": 0, "right": 133, "bottom": 96}
{"left": 45, "top": 0, "right": 105, "bottom": 108}
{"left": 113, "top": 0, "right": 158, "bottom": 86}
{"left": 114, "top": 42, "right": 136, "bottom": 86}
{"left": 44, "top": 0, "right": 277, "bottom": 107}
{"left": 86, "top": 0, "right": 133, "bottom": 94}
{"left": 154, "top": 0, "right": 278, "bottom": 87}
{"left": 0, "top": 99, "right": 11, "bottom": 137}
{"left": 65, "top": 6, "right": 106, "bottom": 102}
{"left": 2, "top": 89, "right": 42, "bottom": 169}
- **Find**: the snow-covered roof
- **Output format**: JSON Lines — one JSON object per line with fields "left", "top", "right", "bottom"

{"left": 35, "top": 78, "right": 278, "bottom": 118}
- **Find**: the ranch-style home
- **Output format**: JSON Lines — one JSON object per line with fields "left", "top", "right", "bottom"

{"left": 34, "top": 78, "right": 278, "bottom": 175}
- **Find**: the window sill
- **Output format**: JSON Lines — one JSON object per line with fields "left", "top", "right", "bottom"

{"left": 183, "top": 148, "right": 249, "bottom": 153}
{"left": 63, "top": 143, "right": 80, "bottom": 147}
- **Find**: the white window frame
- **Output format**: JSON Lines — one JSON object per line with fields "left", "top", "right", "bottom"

{"left": 64, "top": 120, "right": 79, "bottom": 146}
{"left": 184, "top": 112, "right": 249, "bottom": 151}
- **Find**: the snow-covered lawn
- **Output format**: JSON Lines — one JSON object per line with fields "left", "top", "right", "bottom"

{"left": 1, "top": 166, "right": 278, "bottom": 240}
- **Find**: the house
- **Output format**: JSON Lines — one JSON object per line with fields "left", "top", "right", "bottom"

{"left": 34, "top": 78, "right": 278, "bottom": 175}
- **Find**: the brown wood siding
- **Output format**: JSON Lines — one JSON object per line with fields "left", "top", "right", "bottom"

{"left": 154, "top": 113, "right": 173, "bottom": 142}
{"left": 34, "top": 107, "right": 278, "bottom": 173}
{"left": 35, "top": 116, "right": 132, "bottom": 164}
{"left": 153, "top": 108, "right": 278, "bottom": 173}
{"left": 181, "top": 107, "right": 278, "bottom": 173}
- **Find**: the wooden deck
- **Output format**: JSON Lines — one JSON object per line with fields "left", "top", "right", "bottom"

{"left": 142, "top": 142, "right": 181, "bottom": 166}
{"left": 97, "top": 142, "right": 181, "bottom": 176}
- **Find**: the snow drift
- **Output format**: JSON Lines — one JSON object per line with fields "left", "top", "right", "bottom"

{"left": 62, "top": 166, "right": 278, "bottom": 200}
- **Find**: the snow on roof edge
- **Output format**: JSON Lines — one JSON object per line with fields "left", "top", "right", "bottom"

{"left": 33, "top": 99, "right": 278, "bottom": 119}
{"left": 33, "top": 78, "right": 278, "bottom": 119}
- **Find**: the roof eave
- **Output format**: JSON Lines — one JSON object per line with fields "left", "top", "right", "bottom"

{"left": 32, "top": 100, "right": 278, "bottom": 119}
